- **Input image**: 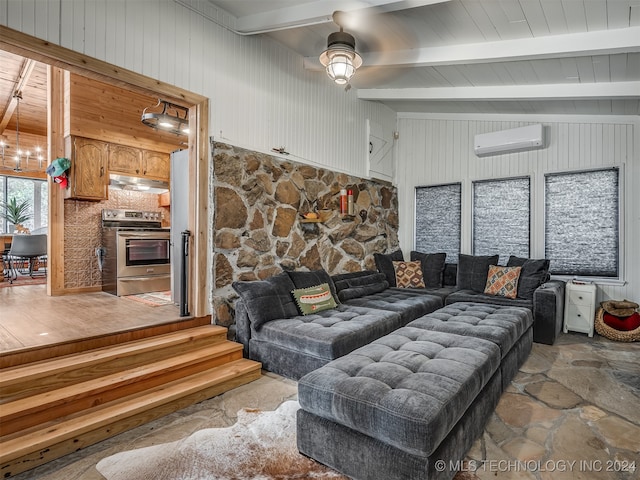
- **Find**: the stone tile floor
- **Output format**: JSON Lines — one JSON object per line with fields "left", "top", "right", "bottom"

{"left": 11, "top": 333, "right": 639, "bottom": 480}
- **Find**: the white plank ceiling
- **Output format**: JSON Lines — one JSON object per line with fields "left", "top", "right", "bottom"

{"left": 205, "top": 0, "right": 640, "bottom": 115}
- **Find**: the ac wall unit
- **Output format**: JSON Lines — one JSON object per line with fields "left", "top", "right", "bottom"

{"left": 474, "top": 124, "right": 544, "bottom": 157}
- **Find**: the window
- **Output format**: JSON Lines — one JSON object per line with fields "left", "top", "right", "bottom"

{"left": 473, "top": 177, "right": 530, "bottom": 265}
{"left": 0, "top": 176, "right": 48, "bottom": 234}
{"left": 545, "top": 168, "right": 619, "bottom": 277}
{"left": 415, "top": 183, "right": 461, "bottom": 263}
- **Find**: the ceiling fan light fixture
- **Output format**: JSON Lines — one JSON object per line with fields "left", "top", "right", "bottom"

{"left": 141, "top": 99, "right": 189, "bottom": 136}
{"left": 319, "top": 30, "right": 362, "bottom": 86}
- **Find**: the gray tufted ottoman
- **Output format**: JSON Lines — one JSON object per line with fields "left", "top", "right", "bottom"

{"left": 407, "top": 302, "right": 534, "bottom": 390}
{"left": 297, "top": 329, "right": 503, "bottom": 480}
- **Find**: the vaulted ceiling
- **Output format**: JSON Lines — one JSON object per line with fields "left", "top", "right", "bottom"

{"left": 207, "top": 0, "right": 640, "bottom": 115}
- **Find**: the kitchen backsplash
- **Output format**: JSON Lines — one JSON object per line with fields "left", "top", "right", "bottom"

{"left": 63, "top": 188, "right": 169, "bottom": 290}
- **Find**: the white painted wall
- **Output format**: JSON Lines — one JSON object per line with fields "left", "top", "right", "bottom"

{"left": 0, "top": 0, "right": 396, "bottom": 179}
{"left": 396, "top": 113, "right": 639, "bottom": 303}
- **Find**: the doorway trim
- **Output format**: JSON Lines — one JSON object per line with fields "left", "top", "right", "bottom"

{"left": 0, "top": 26, "right": 210, "bottom": 318}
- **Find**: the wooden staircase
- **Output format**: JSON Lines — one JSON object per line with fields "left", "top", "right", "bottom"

{"left": 0, "top": 325, "right": 261, "bottom": 478}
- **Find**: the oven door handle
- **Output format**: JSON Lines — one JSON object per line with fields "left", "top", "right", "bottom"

{"left": 117, "top": 232, "right": 170, "bottom": 239}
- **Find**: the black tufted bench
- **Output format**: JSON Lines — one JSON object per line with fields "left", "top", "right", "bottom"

{"left": 297, "top": 302, "right": 533, "bottom": 480}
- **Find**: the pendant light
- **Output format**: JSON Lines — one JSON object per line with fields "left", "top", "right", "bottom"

{"left": 141, "top": 99, "right": 190, "bottom": 136}
{"left": 0, "top": 91, "right": 45, "bottom": 172}
{"left": 319, "top": 12, "right": 362, "bottom": 86}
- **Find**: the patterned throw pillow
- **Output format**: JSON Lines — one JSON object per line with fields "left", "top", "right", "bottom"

{"left": 291, "top": 283, "right": 337, "bottom": 315}
{"left": 484, "top": 265, "right": 522, "bottom": 299}
{"left": 393, "top": 260, "right": 426, "bottom": 288}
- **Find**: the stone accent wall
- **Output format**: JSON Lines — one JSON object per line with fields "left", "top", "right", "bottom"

{"left": 64, "top": 189, "right": 169, "bottom": 289}
{"left": 212, "top": 142, "right": 400, "bottom": 327}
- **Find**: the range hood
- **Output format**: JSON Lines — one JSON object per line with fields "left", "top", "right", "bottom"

{"left": 109, "top": 174, "right": 169, "bottom": 194}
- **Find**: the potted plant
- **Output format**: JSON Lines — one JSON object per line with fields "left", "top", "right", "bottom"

{"left": 0, "top": 197, "right": 32, "bottom": 232}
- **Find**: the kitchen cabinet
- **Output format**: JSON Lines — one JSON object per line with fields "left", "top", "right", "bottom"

{"left": 108, "top": 144, "right": 143, "bottom": 176}
{"left": 108, "top": 146, "right": 169, "bottom": 182}
{"left": 142, "top": 150, "right": 170, "bottom": 181}
{"left": 158, "top": 191, "right": 171, "bottom": 207}
{"left": 65, "top": 136, "right": 108, "bottom": 201}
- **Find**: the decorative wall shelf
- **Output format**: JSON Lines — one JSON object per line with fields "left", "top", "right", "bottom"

{"left": 299, "top": 210, "right": 332, "bottom": 224}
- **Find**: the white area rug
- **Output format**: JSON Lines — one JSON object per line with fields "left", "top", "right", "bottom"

{"left": 96, "top": 401, "right": 347, "bottom": 480}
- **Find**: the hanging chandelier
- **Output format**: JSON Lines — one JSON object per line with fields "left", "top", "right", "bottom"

{"left": 141, "top": 99, "right": 190, "bottom": 136}
{"left": 319, "top": 12, "right": 363, "bottom": 86}
{"left": 0, "top": 91, "right": 45, "bottom": 172}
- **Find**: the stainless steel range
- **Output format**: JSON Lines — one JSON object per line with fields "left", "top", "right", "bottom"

{"left": 101, "top": 209, "right": 171, "bottom": 296}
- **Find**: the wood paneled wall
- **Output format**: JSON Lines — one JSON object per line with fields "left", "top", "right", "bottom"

{"left": 0, "top": 0, "right": 397, "bottom": 179}
{"left": 396, "top": 114, "right": 640, "bottom": 304}
{"left": 65, "top": 73, "right": 182, "bottom": 154}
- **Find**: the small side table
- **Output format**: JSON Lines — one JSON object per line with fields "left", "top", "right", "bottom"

{"left": 564, "top": 282, "right": 597, "bottom": 337}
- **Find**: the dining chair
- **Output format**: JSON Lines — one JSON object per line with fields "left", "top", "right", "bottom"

{"left": 7, "top": 234, "right": 47, "bottom": 282}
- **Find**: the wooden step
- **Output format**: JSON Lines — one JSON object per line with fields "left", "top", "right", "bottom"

{"left": 0, "top": 358, "right": 262, "bottom": 478}
{"left": 0, "top": 325, "right": 228, "bottom": 402}
{"left": 0, "top": 316, "right": 212, "bottom": 369}
{"left": 0, "top": 341, "right": 244, "bottom": 436}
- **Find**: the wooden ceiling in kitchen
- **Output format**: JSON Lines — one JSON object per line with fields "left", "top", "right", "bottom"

{"left": 0, "top": 49, "right": 186, "bottom": 159}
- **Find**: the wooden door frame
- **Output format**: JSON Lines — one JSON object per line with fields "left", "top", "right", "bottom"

{"left": 0, "top": 26, "right": 210, "bottom": 318}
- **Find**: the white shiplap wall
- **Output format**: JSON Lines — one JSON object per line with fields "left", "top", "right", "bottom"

{"left": 396, "top": 113, "right": 640, "bottom": 304}
{"left": 0, "top": 0, "right": 396, "bottom": 178}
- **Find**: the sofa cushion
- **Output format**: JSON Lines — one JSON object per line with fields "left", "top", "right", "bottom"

{"left": 374, "top": 250, "right": 404, "bottom": 287}
{"left": 342, "top": 289, "right": 442, "bottom": 323}
{"left": 251, "top": 304, "right": 403, "bottom": 361}
{"left": 410, "top": 251, "right": 447, "bottom": 288}
{"left": 484, "top": 265, "right": 522, "bottom": 299}
{"left": 336, "top": 273, "right": 389, "bottom": 302}
{"left": 506, "top": 256, "right": 551, "bottom": 301}
{"left": 443, "top": 263, "right": 458, "bottom": 286}
{"left": 457, "top": 254, "right": 499, "bottom": 292}
{"left": 332, "top": 270, "right": 378, "bottom": 289}
{"left": 287, "top": 269, "right": 340, "bottom": 304}
{"left": 408, "top": 302, "right": 533, "bottom": 359}
{"left": 292, "top": 283, "right": 338, "bottom": 315}
{"left": 389, "top": 286, "right": 458, "bottom": 302}
{"left": 393, "top": 260, "right": 425, "bottom": 288}
{"left": 232, "top": 272, "right": 299, "bottom": 329}
{"left": 445, "top": 289, "right": 532, "bottom": 310}
{"left": 298, "top": 328, "right": 500, "bottom": 458}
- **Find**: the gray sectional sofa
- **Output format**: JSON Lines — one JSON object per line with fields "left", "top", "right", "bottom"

{"left": 234, "top": 269, "right": 443, "bottom": 380}
{"left": 232, "top": 252, "right": 565, "bottom": 479}
{"left": 232, "top": 252, "right": 565, "bottom": 381}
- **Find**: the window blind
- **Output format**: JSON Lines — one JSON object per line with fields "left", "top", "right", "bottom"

{"left": 473, "top": 177, "right": 530, "bottom": 265}
{"left": 415, "top": 183, "right": 461, "bottom": 263}
{"left": 545, "top": 168, "right": 619, "bottom": 277}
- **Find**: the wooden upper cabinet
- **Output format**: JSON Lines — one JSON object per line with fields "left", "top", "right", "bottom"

{"left": 142, "top": 150, "right": 170, "bottom": 181}
{"left": 107, "top": 145, "right": 169, "bottom": 182}
{"left": 108, "top": 144, "right": 143, "bottom": 176}
{"left": 65, "top": 136, "right": 108, "bottom": 201}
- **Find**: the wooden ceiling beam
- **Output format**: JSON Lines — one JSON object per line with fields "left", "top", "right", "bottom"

{"left": 357, "top": 81, "right": 640, "bottom": 101}
{"left": 233, "top": 0, "right": 450, "bottom": 34}
{"left": 0, "top": 57, "right": 36, "bottom": 134}
{"left": 304, "top": 26, "right": 640, "bottom": 70}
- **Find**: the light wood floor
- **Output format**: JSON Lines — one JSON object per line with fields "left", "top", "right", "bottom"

{"left": 0, "top": 284, "right": 185, "bottom": 354}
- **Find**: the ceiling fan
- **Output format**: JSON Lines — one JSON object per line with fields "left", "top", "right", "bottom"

{"left": 315, "top": 9, "right": 420, "bottom": 90}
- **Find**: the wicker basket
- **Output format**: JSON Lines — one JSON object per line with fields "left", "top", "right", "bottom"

{"left": 594, "top": 307, "right": 640, "bottom": 342}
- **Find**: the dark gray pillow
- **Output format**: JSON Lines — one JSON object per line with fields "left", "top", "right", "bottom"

{"left": 332, "top": 270, "right": 378, "bottom": 292}
{"left": 410, "top": 251, "right": 446, "bottom": 288}
{"left": 443, "top": 263, "right": 458, "bottom": 286}
{"left": 374, "top": 250, "right": 404, "bottom": 287}
{"left": 337, "top": 280, "right": 390, "bottom": 302}
{"left": 232, "top": 272, "right": 299, "bottom": 329}
{"left": 507, "top": 256, "right": 551, "bottom": 300}
{"left": 344, "top": 272, "right": 388, "bottom": 288}
{"left": 286, "top": 269, "right": 340, "bottom": 305}
{"left": 457, "top": 254, "right": 499, "bottom": 292}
